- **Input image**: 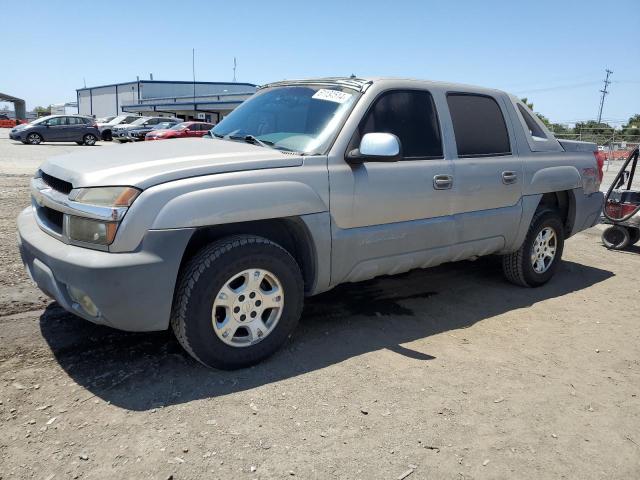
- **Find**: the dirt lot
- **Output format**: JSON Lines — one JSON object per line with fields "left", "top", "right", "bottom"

{"left": 0, "top": 130, "right": 639, "bottom": 479}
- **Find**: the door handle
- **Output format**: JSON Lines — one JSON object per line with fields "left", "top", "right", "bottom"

{"left": 502, "top": 171, "right": 518, "bottom": 185}
{"left": 433, "top": 174, "right": 453, "bottom": 190}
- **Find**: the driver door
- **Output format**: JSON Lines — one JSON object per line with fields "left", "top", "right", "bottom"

{"left": 328, "top": 89, "right": 455, "bottom": 284}
{"left": 43, "top": 116, "right": 68, "bottom": 141}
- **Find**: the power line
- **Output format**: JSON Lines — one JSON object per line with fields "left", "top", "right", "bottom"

{"left": 596, "top": 69, "right": 613, "bottom": 124}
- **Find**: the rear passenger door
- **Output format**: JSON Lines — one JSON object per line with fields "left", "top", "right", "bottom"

{"left": 67, "top": 117, "right": 87, "bottom": 140}
{"left": 446, "top": 93, "right": 523, "bottom": 246}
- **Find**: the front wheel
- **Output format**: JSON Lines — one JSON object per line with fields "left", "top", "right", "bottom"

{"left": 171, "top": 235, "right": 304, "bottom": 369}
{"left": 83, "top": 133, "right": 97, "bottom": 146}
{"left": 502, "top": 209, "right": 565, "bottom": 287}
{"left": 26, "top": 133, "right": 42, "bottom": 145}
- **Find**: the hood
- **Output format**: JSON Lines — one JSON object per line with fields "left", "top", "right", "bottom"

{"left": 40, "top": 138, "right": 303, "bottom": 189}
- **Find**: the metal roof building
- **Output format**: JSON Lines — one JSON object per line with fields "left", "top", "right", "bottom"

{"left": 77, "top": 80, "right": 257, "bottom": 123}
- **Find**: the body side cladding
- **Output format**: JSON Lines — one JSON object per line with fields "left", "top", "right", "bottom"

{"left": 527, "top": 165, "right": 581, "bottom": 194}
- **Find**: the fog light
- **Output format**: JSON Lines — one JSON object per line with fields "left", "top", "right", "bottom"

{"left": 67, "top": 286, "right": 99, "bottom": 317}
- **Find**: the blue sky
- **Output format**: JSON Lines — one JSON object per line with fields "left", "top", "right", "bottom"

{"left": 2, "top": 0, "right": 638, "bottom": 126}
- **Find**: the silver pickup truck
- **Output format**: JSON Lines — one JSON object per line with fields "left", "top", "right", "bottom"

{"left": 17, "top": 77, "right": 604, "bottom": 369}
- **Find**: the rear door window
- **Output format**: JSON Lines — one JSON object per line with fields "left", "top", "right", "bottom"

{"left": 447, "top": 93, "right": 511, "bottom": 157}
{"left": 353, "top": 89, "right": 443, "bottom": 159}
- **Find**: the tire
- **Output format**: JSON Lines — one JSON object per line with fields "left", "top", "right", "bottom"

{"left": 171, "top": 235, "right": 304, "bottom": 369}
{"left": 502, "top": 209, "right": 565, "bottom": 287}
{"left": 26, "top": 133, "right": 42, "bottom": 145}
{"left": 626, "top": 227, "right": 640, "bottom": 246}
{"left": 101, "top": 130, "right": 112, "bottom": 141}
{"left": 83, "top": 133, "right": 97, "bottom": 146}
{"left": 601, "top": 225, "right": 630, "bottom": 250}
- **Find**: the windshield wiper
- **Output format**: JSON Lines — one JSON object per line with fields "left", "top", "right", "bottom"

{"left": 229, "top": 134, "right": 274, "bottom": 149}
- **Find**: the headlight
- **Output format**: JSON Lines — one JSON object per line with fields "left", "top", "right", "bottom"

{"left": 68, "top": 216, "right": 118, "bottom": 245}
{"left": 69, "top": 186, "right": 140, "bottom": 207}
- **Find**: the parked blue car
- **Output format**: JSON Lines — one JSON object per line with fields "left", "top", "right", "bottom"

{"left": 9, "top": 115, "right": 100, "bottom": 145}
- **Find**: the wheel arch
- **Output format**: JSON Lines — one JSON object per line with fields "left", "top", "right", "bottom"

{"left": 538, "top": 190, "right": 576, "bottom": 237}
{"left": 178, "top": 217, "right": 318, "bottom": 295}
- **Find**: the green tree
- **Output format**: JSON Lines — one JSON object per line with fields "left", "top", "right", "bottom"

{"left": 33, "top": 105, "right": 51, "bottom": 117}
{"left": 520, "top": 98, "right": 534, "bottom": 110}
{"left": 620, "top": 114, "right": 640, "bottom": 137}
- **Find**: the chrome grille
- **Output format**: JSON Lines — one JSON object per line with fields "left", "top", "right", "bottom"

{"left": 40, "top": 170, "right": 73, "bottom": 195}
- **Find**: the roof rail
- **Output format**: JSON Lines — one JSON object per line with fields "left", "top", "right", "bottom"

{"left": 260, "top": 77, "right": 373, "bottom": 92}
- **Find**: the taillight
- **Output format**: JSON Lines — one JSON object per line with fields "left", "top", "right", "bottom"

{"left": 91, "top": 122, "right": 98, "bottom": 128}
{"left": 594, "top": 151, "right": 606, "bottom": 183}
{"left": 604, "top": 201, "right": 639, "bottom": 220}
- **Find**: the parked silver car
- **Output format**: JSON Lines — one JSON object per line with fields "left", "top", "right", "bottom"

{"left": 111, "top": 116, "right": 181, "bottom": 142}
{"left": 97, "top": 115, "right": 141, "bottom": 141}
{"left": 18, "top": 77, "right": 604, "bottom": 369}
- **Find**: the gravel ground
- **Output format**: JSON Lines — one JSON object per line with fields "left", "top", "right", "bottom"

{"left": 0, "top": 129, "right": 639, "bottom": 479}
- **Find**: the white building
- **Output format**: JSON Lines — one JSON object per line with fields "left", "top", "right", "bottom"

{"left": 77, "top": 80, "right": 257, "bottom": 123}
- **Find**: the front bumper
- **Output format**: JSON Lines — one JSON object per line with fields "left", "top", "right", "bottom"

{"left": 111, "top": 131, "right": 132, "bottom": 141}
{"left": 17, "top": 207, "right": 193, "bottom": 332}
{"left": 9, "top": 131, "right": 23, "bottom": 141}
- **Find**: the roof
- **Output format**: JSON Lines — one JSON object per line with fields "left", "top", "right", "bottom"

{"left": 76, "top": 80, "right": 258, "bottom": 92}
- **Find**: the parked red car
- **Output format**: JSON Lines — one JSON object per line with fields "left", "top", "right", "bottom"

{"left": 145, "top": 121, "right": 214, "bottom": 140}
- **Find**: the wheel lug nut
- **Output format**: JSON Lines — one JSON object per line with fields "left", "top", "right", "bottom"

{"left": 233, "top": 307, "right": 240, "bottom": 313}
{"left": 238, "top": 295, "right": 245, "bottom": 302}
{"left": 250, "top": 311, "right": 257, "bottom": 318}
{"left": 249, "top": 292, "right": 256, "bottom": 299}
{"left": 240, "top": 314, "right": 246, "bottom": 321}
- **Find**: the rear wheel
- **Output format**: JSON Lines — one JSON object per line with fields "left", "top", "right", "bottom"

{"left": 601, "top": 225, "right": 630, "bottom": 250}
{"left": 83, "top": 133, "right": 97, "bottom": 146}
{"left": 26, "top": 133, "right": 42, "bottom": 145}
{"left": 171, "top": 235, "right": 304, "bottom": 369}
{"left": 502, "top": 209, "right": 565, "bottom": 287}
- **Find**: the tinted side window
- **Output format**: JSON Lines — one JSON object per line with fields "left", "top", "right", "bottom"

{"left": 68, "top": 117, "right": 83, "bottom": 125}
{"left": 48, "top": 117, "right": 65, "bottom": 126}
{"left": 447, "top": 94, "right": 511, "bottom": 157}
{"left": 355, "top": 90, "right": 443, "bottom": 159}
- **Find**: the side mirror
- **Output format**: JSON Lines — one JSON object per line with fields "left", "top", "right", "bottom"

{"left": 346, "top": 132, "right": 402, "bottom": 164}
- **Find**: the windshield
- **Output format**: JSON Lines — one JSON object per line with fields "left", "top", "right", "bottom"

{"left": 97, "top": 116, "right": 115, "bottom": 123}
{"left": 211, "top": 85, "right": 360, "bottom": 154}
{"left": 155, "top": 122, "right": 175, "bottom": 130}
{"left": 31, "top": 116, "right": 53, "bottom": 125}
{"left": 130, "top": 117, "right": 150, "bottom": 126}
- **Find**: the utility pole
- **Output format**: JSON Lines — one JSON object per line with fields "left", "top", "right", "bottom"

{"left": 192, "top": 48, "right": 196, "bottom": 118}
{"left": 597, "top": 69, "right": 613, "bottom": 124}
{"left": 233, "top": 57, "right": 237, "bottom": 82}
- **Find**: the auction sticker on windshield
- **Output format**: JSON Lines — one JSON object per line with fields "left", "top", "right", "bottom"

{"left": 312, "top": 89, "right": 353, "bottom": 104}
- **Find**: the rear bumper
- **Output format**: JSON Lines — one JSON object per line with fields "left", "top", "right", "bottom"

{"left": 17, "top": 207, "right": 194, "bottom": 332}
{"left": 571, "top": 191, "right": 604, "bottom": 235}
